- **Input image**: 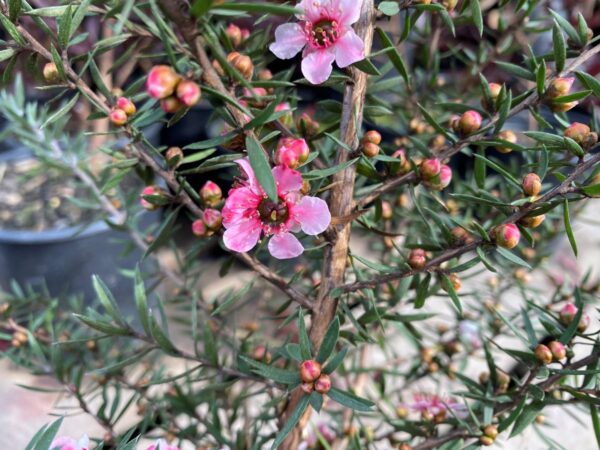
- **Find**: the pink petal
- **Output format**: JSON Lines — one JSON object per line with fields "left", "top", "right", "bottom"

{"left": 297, "top": 0, "right": 322, "bottom": 22}
{"left": 223, "top": 218, "right": 262, "bottom": 253}
{"left": 272, "top": 165, "right": 303, "bottom": 193}
{"left": 236, "top": 158, "right": 261, "bottom": 195}
{"left": 335, "top": 30, "right": 365, "bottom": 68}
{"left": 268, "top": 232, "right": 304, "bottom": 259}
{"left": 336, "top": 0, "right": 363, "bottom": 25}
{"left": 270, "top": 23, "right": 306, "bottom": 59}
{"left": 222, "top": 187, "right": 261, "bottom": 228}
{"left": 294, "top": 196, "right": 331, "bottom": 235}
{"left": 301, "top": 48, "right": 335, "bottom": 84}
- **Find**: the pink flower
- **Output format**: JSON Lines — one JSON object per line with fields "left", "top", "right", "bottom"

{"left": 408, "top": 393, "right": 467, "bottom": 418}
{"left": 49, "top": 435, "right": 89, "bottom": 450}
{"left": 222, "top": 158, "right": 330, "bottom": 259}
{"left": 270, "top": 0, "right": 365, "bottom": 84}
{"left": 146, "top": 440, "right": 180, "bottom": 450}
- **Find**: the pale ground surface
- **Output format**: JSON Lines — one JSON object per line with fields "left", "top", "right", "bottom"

{"left": 1, "top": 207, "right": 599, "bottom": 450}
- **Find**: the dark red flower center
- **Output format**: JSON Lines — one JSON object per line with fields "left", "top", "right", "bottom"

{"left": 306, "top": 19, "right": 339, "bottom": 48}
{"left": 258, "top": 198, "right": 289, "bottom": 225}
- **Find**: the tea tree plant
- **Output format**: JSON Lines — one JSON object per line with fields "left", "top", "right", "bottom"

{"left": 1, "top": 0, "right": 600, "bottom": 449}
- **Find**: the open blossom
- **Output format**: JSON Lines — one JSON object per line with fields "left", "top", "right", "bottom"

{"left": 146, "top": 440, "right": 180, "bottom": 450}
{"left": 270, "top": 0, "right": 365, "bottom": 84}
{"left": 49, "top": 435, "right": 89, "bottom": 450}
{"left": 222, "top": 158, "right": 330, "bottom": 259}
{"left": 407, "top": 393, "right": 468, "bottom": 418}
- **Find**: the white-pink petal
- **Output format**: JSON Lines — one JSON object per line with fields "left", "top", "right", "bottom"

{"left": 337, "top": 0, "right": 363, "bottom": 25}
{"left": 236, "top": 158, "right": 261, "bottom": 195}
{"left": 268, "top": 232, "right": 304, "bottom": 259}
{"left": 334, "top": 30, "right": 365, "bottom": 68}
{"left": 272, "top": 165, "right": 303, "bottom": 193}
{"left": 301, "top": 48, "right": 335, "bottom": 84}
{"left": 222, "top": 187, "right": 261, "bottom": 228}
{"left": 269, "top": 23, "right": 306, "bottom": 59}
{"left": 295, "top": 196, "right": 331, "bottom": 235}
{"left": 223, "top": 218, "right": 262, "bottom": 253}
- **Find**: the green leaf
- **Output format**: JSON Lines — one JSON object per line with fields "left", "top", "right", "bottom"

{"left": 418, "top": 104, "right": 454, "bottom": 142}
{"left": 441, "top": 274, "right": 463, "bottom": 314}
{"left": 31, "top": 417, "right": 63, "bottom": 450}
{"left": 575, "top": 71, "right": 600, "bottom": 98}
{"left": 0, "top": 48, "right": 16, "bottom": 62}
{"left": 328, "top": 387, "right": 374, "bottom": 412}
{"left": 245, "top": 135, "right": 277, "bottom": 202}
{"left": 474, "top": 149, "right": 486, "bottom": 188}
{"left": 57, "top": 4, "right": 72, "bottom": 49}
{"left": 316, "top": 317, "right": 339, "bottom": 364}
{"left": 134, "top": 266, "right": 152, "bottom": 335}
{"left": 303, "top": 158, "right": 358, "bottom": 180}
{"left": 42, "top": 93, "right": 79, "bottom": 129}
{"left": 552, "top": 22, "right": 566, "bottom": 73}
{"left": 191, "top": 0, "right": 214, "bottom": 16}
{"left": 494, "top": 88, "right": 512, "bottom": 134}
{"left": 378, "top": 1, "right": 399, "bottom": 16}
{"left": 91, "top": 347, "right": 154, "bottom": 375}
{"left": 414, "top": 273, "right": 431, "bottom": 309}
{"left": 375, "top": 28, "right": 410, "bottom": 85}
{"left": 239, "top": 356, "right": 300, "bottom": 385}
{"left": 144, "top": 207, "right": 180, "bottom": 257}
{"left": 564, "top": 136, "right": 585, "bottom": 157}
{"left": 92, "top": 275, "right": 125, "bottom": 326}
{"left": 8, "top": 0, "right": 21, "bottom": 21}
{"left": 88, "top": 57, "right": 112, "bottom": 102}
{"left": 0, "top": 12, "right": 26, "bottom": 45}
{"left": 151, "top": 316, "right": 178, "bottom": 354}
{"left": 549, "top": 8, "right": 580, "bottom": 45}
{"left": 323, "top": 346, "right": 348, "bottom": 374}
{"left": 591, "top": 405, "right": 600, "bottom": 449}
{"left": 559, "top": 288, "right": 584, "bottom": 344}
{"left": 498, "top": 397, "right": 526, "bottom": 432}
{"left": 536, "top": 60, "right": 546, "bottom": 96}
{"left": 510, "top": 401, "right": 545, "bottom": 437}
{"left": 470, "top": 0, "right": 483, "bottom": 37}
{"left": 553, "top": 90, "right": 592, "bottom": 103}
{"left": 495, "top": 247, "right": 532, "bottom": 269}
{"left": 353, "top": 58, "right": 381, "bottom": 76}
{"left": 472, "top": 153, "right": 521, "bottom": 189}
{"left": 582, "top": 184, "right": 600, "bottom": 196}
{"left": 563, "top": 199, "right": 577, "bottom": 256}
{"left": 271, "top": 394, "right": 310, "bottom": 449}
{"left": 212, "top": 2, "right": 298, "bottom": 16}
{"left": 495, "top": 61, "right": 535, "bottom": 81}
{"left": 298, "top": 308, "right": 312, "bottom": 360}
{"left": 74, "top": 313, "right": 130, "bottom": 336}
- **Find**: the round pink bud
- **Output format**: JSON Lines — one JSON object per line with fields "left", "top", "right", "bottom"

{"left": 314, "top": 374, "right": 332, "bottom": 394}
{"left": 109, "top": 108, "right": 128, "bottom": 126}
{"left": 160, "top": 96, "right": 183, "bottom": 114}
{"left": 381, "top": 201, "right": 393, "bottom": 220}
{"left": 275, "top": 102, "right": 293, "bottom": 127}
{"left": 240, "top": 28, "right": 250, "bottom": 40}
{"left": 140, "top": 186, "right": 162, "bottom": 211}
{"left": 225, "top": 23, "right": 243, "bottom": 47}
{"left": 165, "top": 147, "right": 184, "bottom": 168}
{"left": 550, "top": 100, "right": 579, "bottom": 113}
{"left": 146, "top": 65, "right": 181, "bottom": 99}
{"left": 420, "top": 158, "right": 442, "bottom": 179}
{"left": 535, "top": 344, "right": 553, "bottom": 365}
{"left": 408, "top": 248, "right": 427, "bottom": 270}
{"left": 493, "top": 223, "right": 520, "bottom": 249}
{"left": 42, "top": 62, "right": 60, "bottom": 83}
{"left": 202, "top": 208, "right": 223, "bottom": 231}
{"left": 488, "top": 83, "right": 502, "bottom": 99}
{"left": 437, "top": 164, "right": 453, "bottom": 189}
{"left": 276, "top": 138, "right": 310, "bottom": 168}
{"left": 559, "top": 303, "right": 578, "bottom": 325}
{"left": 300, "top": 382, "right": 314, "bottom": 394}
{"left": 522, "top": 173, "right": 541, "bottom": 196}
{"left": 578, "top": 313, "right": 590, "bottom": 333}
{"left": 391, "top": 149, "right": 410, "bottom": 175}
{"left": 200, "top": 181, "right": 222, "bottom": 207}
{"left": 191, "top": 219, "right": 208, "bottom": 237}
{"left": 299, "top": 360, "right": 322, "bottom": 383}
{"left": 176, "top": 80, "right": 201, "bottom": 107}
{"left": 564, "top": 122, "right": 591, "bottom": 146}
{"left": 548, "top": 341, "right": 566, "bottom": 361}
{"left": 457, "top": 110, "right": 483, "bottom": 136}
{"left": 546, "top": 77, "right": 575, "bottom": 99}
{"left": 116, "top": 97, "right": 136, "bottom": 116}
{"left": 297, "top": 112, "right": 320, "bottom": 137}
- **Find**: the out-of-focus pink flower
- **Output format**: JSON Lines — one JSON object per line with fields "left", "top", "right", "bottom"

{"left": 49, "top": 435, "right": 89, "bottom": 450}
{"left": 270, "top": 0, "right": 365, "bottom": 84}
{"left": 407, "top": 393, "right": 467, "bottom": 418}
{"left": 146, "top": 440, "right": 180, "bottom": 450}
{"left": 222, "top": 158, "right": 330, "bottom": 259}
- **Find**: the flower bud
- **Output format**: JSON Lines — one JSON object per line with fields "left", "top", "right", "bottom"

{"left": 227, "top": 52, "right": 253, "bottom": 79}
{"left": 192, "top": 219, "right": 208, "bottom": 237}
{"left": 300, "top": 382, "right": 314, "bottom": 394}
{"left": 203, "top": 208, "right": 222, "bottom": 231}
{"left": 146, "top": 65, "right": 181, "bottom": 99}
{"left": 564, "top": 122, "right": 591, "bottom": 147}
{"left": 43, "top": 62, "right": 60, "bottom": 83}
{"left": 140, "top": 185, "right": 164, "bottom": 211}
{"left": 559, "top": 303, "right": 577, "bottom": 325}
{"left": 420, "top": 158, "right": 441, "bottom": 179}
{"left": 522, "top": 173, "right": 541, "bottom": 196}
{"left": 258, "top": 69, "right": 273, "bottom": 81}
{"left": 550, "top": 100, "right": 578, "bottom": 113}
{"left": 424, "top": 165, "right": 452, "bottom": 191}
{"left": 381, "top": 201, "right": 393, "bottom": 220}
{"left": 226, "top": 23, "right": 243, "bottom": 47}
{"left": 535, "top": 344, "right": 553, "bottom": 365}
{"left": 301, "top": 180, "right": 311, "bottom": 195}
{"left": 200, "top": 181, "right": 222, "bottom": 207}
{"left": 314, "top": 374, "right": 332, "bottom": 394}
{"left": 212, "top": 59, "right": 225, "bottom": 77}
{"left": 390, "top": 149, "right": 411, "bottom": 175}
{"left": 165, "top": 146, "right": 184, "bottom": 168}
{"left": 454, "top": 110, "right": 482, "bottom": 136}
{"left": 252, "top": 345, "right": 272, "bottom": 363}
{"left": 441, "top": 0, "right": 458, "bottom": 11}
{"left": 578, "top": 313, "right": 590, "bottom": 333}
{"left": 483, "top": 425, "right": 498, "bottom": 439}
{"left": 451, "top": 226, "right": 473, "bottom": 246}
{"left": 495, "top": 130, "right": 517, "bottom": 154}
{"left": 546, "top": 77, "right": 575, "bottom": 99}
{"left": 482, "top": 82, "right": 502, "bottom": 110}
{"left": 362, "top": 130, "right": 382, "bottom": 145}
{"left": 408, "top": 248, "right": 427, "bottom": 270}
{"left": 116, "top": 97, "right": 136, "bottom": 116}
{"left": 299, "top": 360, "right": 322, "bottom": 383}
{"left": 548, "top": 341, "right": 566, "bottom": 361}
{"left": 398, "top": 444, "right": 413, "bottom": 450}
{"left": 275, "top": 138, "right": 310, "bottom": 168}
{"left": 518, "top": 214, "right": 545, "bottom": 229}
{"left": 362, "top": 142, "right": 380, "bottom": 158}
{"left": 479, "top": 436, "right": 494, "bottom": 446}
{"left": 160, "top": 96, "right": 183, "bottom": 113}
{"left": 443, "top": 273, "right": 461, "bottom": 292}
{"left": 297, "top": 112, "right": 320, "bottom": 137}
{"left": 109, "top": 108, "right": 128, "bottom": 126}
{"left": 492, "top": 223, "right": 520, "bottom": 249}
{"left": 176, "top": 80, "right": 201, "bottom": 107}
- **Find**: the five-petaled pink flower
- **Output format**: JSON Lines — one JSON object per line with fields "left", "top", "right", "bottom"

{"left": 49, "top": 435, "right": 89, "bottom": 450}
{"left": 407, "top": 393, "right": 468, "bottom": 418}
{"left": 222, "top": 158, "right": 330, "bottom": 259}
{"left": 270, "top": 0, "right": 365, "bottom": 84}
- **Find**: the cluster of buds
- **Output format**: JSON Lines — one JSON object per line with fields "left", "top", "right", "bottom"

{"left": 491, "top": 223, "right": 520, "bottom": 249}
{"left": 299, "top": 360, "right": 331, "bottom": 394}
{"left": 409, "top": 118, "right": 432, "bottom": 135}
{"left": 420, "top": 158, "right": 452, "bottom": 191}
{"left": 495, "top": 130, "right": 518, "bottom": 154}
{"left": 225, "top": 23, "right": 250, "bottom": 47}
{"left": 165, "top": 146, "right": 184, "bottom": 168}
{"left": 544, "top": 77, "right": 578, "bottom": 112}
{"left": 479, "top": 425, "right": 499, "bottom": 446}
{"left": 214, "top": 51, "right": 254, "bottom": 80}
{"left": 535, "top": 341, "right": 566, "bottom": 365}
{"left": 140, "top": 185, "right": 168, "bottom": 211}
{"left": 200, "top": 181, "right": 223, "bottom": 207}
{"left": 11, "top": 330, "right": 28, "bottom": 348}
{"left": 274, "top": 138, "right": 310, "bottom": 169}
{"left": 389, "top": 149, "right": 411, "bottom": 175}
{"left": 361, "top": 130, "right": 382, "bottom": 158}
{"left": 481, "top": 82, "right": 502, "bottom": 111}
{"left": 192, "top": 208, "right": 223, "bottom": 237}
{"left": 146, "top": 65, "right": 201, "bottom": 113}
{"left": 559, "top": 302, "right": 590, "bottom": 333}
{"left": 451, "top": 110, "right": 482, "bottom": 136}
{"left": 408, "top": 248, "right": 427, "bottom": 270}
{"left": 296, "top": 112, "right": 320, "bottom": 137}
{"left": 564, "top": 122, "right": 598, "bottom": 150}
{"left": 109, "top": 97, "right": 136, "bottom": 126}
